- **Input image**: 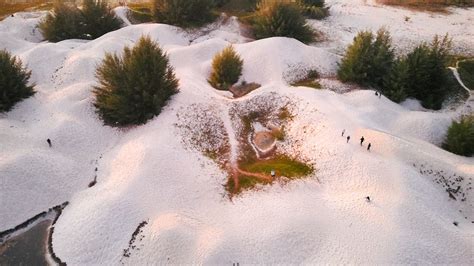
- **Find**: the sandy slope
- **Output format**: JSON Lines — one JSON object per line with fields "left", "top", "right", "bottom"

{"left": 312, "top": 0, "right": 474, "bottom": 56}
{"left": 0, "top": 3, "right": 473, "bottom": 265}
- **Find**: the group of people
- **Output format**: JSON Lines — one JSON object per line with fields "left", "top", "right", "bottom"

{"left": 341, "top": 129, "right": 372, "bottom": 151}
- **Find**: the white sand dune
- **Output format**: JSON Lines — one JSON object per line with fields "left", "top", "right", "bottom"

{"left": 0, "top": 2, "right": 473, "bottom": 264}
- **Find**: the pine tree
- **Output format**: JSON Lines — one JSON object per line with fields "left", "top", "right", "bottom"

{"left": 39, "top": 1, "right": 83, "bottom": 42}
{"left": 338, "top": 29, "right": 394, "bottom": 88}
{"left": 443, "top": 115, "right": 474, "bottom": 157}
{"left": 153, "top": 0, "right": 216, "bottom": 28}
{"left": 209, "top": 45, "right": 243, "bottom": 90}
{"left": 93, "top": 36, "right": 179, "bottom": 126}
{"left": 81, "top": 0, "right": 122, "bottom": 40}
{"left": 382, "top": 58, "right": 408, "bottom": 103}
{"left": 0, "top": 50, "right": 35, "bottom": 112}
{"left": 252, "top": 1, "right": 315, "bottom": 44}
{"left": 337, "top": 30, "right": 374, "bottom": 85}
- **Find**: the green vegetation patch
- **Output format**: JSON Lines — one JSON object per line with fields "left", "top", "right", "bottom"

{"left": 458, "top": 59, "right": 474, "bottom": 90}
{"left": 240, "top": 155, "right": 313, "bottom": 179}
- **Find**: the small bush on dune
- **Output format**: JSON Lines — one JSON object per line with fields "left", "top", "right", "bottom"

{"left": 81, "top": 0, "right": 123, "bottom": 39}
{"left": 443, "top": 115, "right": 474, "bottom": 157}
{"left": 252, "top": 1, "right": 315, "bottom": 44}
{"left": 39, "top": 1, "right": 84, "bottom": 42}
{"left": 297, "top": 0, "right": 329, "bottom": 19}
{"left": 0, "top": 50, "right": 35, "bottom": 112}
{"left": 93, "top": 36, "right": 179, "bottom": 126}
{"left": 39, "top": 0, "right": 122, "bottom": 42}
{"left": 152, "top": 0, "right": 216, "bottom": 28}
{"left": 209, "top": 45, "right": 243, "bottom": 90}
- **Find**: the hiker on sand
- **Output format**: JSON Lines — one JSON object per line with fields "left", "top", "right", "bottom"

{"left": 367, "top": 143, "right": 372, "bottom": 151}
{"left": 346, "top": 136, "right": 350, "bottom": 143}
{"left": 47, "top": 138, "right": 52, "bottom": 148}
{"left": 375, "top": 91, "right": 378, "bottom": 96}
{"left": 366, "top": 196, "right": 371, "bottom": 202}
{"left": 360, "top": 136, "right": 365, "bottom": 146}
{"left": 341, "top": 129, "right": 345, "bottom": 137}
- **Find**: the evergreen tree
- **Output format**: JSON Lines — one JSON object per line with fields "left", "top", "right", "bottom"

{"left": 338, "top": 28, "right": 394, "bottom": 88}
{"left": 443, "top": 115, "right": 474, "bottom": 157}
{"left": 403, "top": 35, "right": 452, "bottom": 109}
{"left": 81, "top": 0, "right": 122, "bottom": 40}
{"left": 39, "top": 1, "right": 84, "bottom": 42}
{"left": 252, "top": 1, "right": 315, "bottom": 44}
{"left": 337, "top": 30, "right": 374, "bottom": 85}
{"left": 93, "top": 36, "right": 179, "bottom": 126}
{"left": 209, "top": 45, "right": 243, "bottom": 90}
{"left": 40, "top": 0, "right": 122, "bottom": 42}
{"left": 0, "top": 50, "right": 35, "bottom": 112}
{"left": 152, "top": 0, "right": 216, "bottom": 28}
{"left": 382, "top": 58, "right": 409, "bottom": 103}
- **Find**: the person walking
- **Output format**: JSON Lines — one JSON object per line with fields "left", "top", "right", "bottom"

{"left": 375, "top": 91, "right": 378, "bottom": 96}
{"left": 341, "top": 129, "right": 345, "bottom": 137}
{"left": 360, "top": 136, "right": 365, "bottom": 146}
{"left": 47, "top": 139, "right": 52, "bottom": 148}
{"left": 346, "top": 135, "right": 350, "bottom": 143}
{"left": 367, "top": 143, "right": 372, "bottom": 151}
{"left": 366, "top": 196, "right": 371, "bottom": 202}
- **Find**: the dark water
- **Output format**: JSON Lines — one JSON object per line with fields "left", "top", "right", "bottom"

{"left": 0, "top": 220, "right": 52, "bottom": 266}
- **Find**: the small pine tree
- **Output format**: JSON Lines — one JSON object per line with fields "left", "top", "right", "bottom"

{"left": 382, "top": 59, "right": 409, "bottom": 103}
{"left": 81, "top": 0, "right": 122, "bottom": 39}
{"left": 0, "top": 50, "right": 35, "bottom": 112}
{"left": 152, "top": 0, "right": 216, "bottom": 28}
{"left": 39, "top": 1, "right": 84, "bottom": 42}
{"left": 39, "top": 0, "right": 122, "bottom": 42}
{"left": 93, "top": 36, "right": 179, "bottom": 126}
{"left": 252, "top": 1, "right": 315, "bottom": 44}
{"left": 443, "top": 115, "right": 474, "bottom": 157}
{"left": 209, "top": 45, "right": 243, "bottom": 90}
{"left": 297, "top": 0, "right": 328, "bottom": 19}
{"left": 338, "top": 28, "right": 394, "bottom": 88}
{"left": 337, "top": 30, "right": 374, "bottom": 85}
{"left": 403, "top": 35, "right": 452, "bottom": 110}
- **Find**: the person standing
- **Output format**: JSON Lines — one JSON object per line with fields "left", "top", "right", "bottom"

{"left": 346, "top": 135, "right": 350, "bottom": 143}
{"left": 367, "top": 143, "right": 372, "bottom": 151}
{"left": 342, "top": 129, "right": 345, "bottom": 137}
{"left": 47, "top": 139, "right": 52, "bottom": 148}
{"left": 360, "top": 136, "right": 365, "bottom": 146}
{"left": 366, "top": 196, "right": 371, "bottom": 202}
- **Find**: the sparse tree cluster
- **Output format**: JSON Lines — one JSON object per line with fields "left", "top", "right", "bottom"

{"left": 443, "top": 115, "right": 474, "bottom": 157}
{"left": 252, "top": 1, "right": 315, "bottom": 44}
{"left": 338, "top": 29, "right": 455, "bottom": 110}
{"left": 39, "top": 0, "right": 122, "bottom": 42}
{"left": 209, "top": 45, "right": 243, "bottom": 90}
{"left": 0, "top": 50, "right": 35, "bottom": 112}
{"left": 93, "top": 36, "right": 179, "bottom": 126}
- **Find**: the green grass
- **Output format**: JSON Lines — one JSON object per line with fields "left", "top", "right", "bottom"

{"left": 291, "top": 79, "right": 322, "bottom": 89}
{"left": 458, "top": 59, "right": 474, "bottom": 90}
{"left": 240, "top": 155, "right": 313, "bottom": 179}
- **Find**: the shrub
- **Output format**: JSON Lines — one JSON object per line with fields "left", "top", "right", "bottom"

{"left": 39, "top": 1, "right": 84, "bottom": 42}
{"left": 252, "top": 1, "right": 315, "bottom": 44}
{"left": 0, "top": 50, "right": 35, "bottom": 112}
{"left": 93, "top": 36, "right": 179, "bottom": 126}
{"left": 152, "top": 0, "right": 216, "bottom": 27}
{"left": 39, "top": 0, "right": 122, "bottom": 42}
{"left": 297, "top": 0, "right": 328, "bottom": 19}
{"left": 338, "top": 28, "right": 394, "bottom": 88}
{"left": 443, "top": 115, "right": 474, "bottom": 157}
{"left": 458, "top": 59, "right": 474, "bottom": 90}
{"left": 386, "top": 35, "right": 452, "bottom": 109}
{"left": 81, "top": 0, "right": 122, "bottom": 39}
{"left": 209, "top": 45, "right": 243, "bottom": 90}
